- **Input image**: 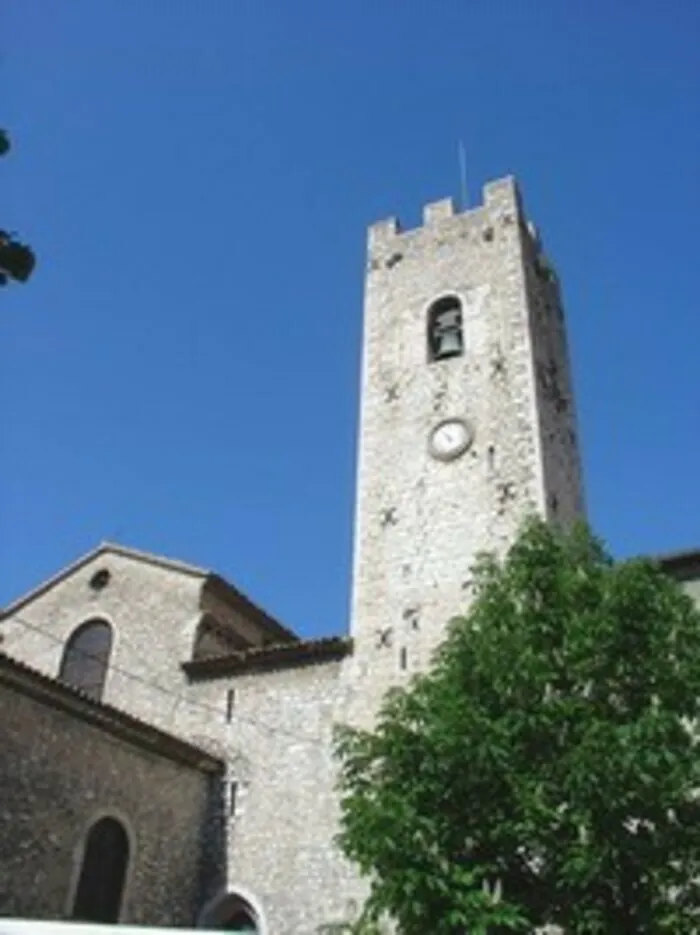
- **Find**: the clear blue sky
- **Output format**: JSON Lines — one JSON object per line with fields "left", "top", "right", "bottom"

{"left": 2, "top": 1, "right": 699, "bottom": 638}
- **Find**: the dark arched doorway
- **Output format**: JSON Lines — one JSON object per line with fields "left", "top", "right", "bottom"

{"left": 202, "top": 892, "right": 260, "bottom": 933}
{"left": 71, "top": 816, "right": 130, "bottom": 922}
{"left": 222, "top": 906, "right": 257, "bottom": 932}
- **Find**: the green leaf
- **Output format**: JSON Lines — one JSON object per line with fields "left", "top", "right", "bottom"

{"left": 333, "top": 518, "right": 700, "bottom": 932}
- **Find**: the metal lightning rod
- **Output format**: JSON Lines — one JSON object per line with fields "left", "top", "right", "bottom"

{"left": 458, "top": 140, "right": 468, "bottom": 210}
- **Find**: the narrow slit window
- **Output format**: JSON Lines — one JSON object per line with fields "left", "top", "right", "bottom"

{"left": 225, "top": 688, "right": 235, "bottom": 723}
{"left": 399, "top": 647, "right": 408, "bottom": 671}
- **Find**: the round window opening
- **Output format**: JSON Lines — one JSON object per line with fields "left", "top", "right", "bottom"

{"left": 89, "top": 569, "right": 111, "bottom": 591}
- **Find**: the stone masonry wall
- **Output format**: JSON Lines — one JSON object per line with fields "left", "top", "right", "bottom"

{"left": 346, "top": 178, "right": 586, "bottom": 724}
{"left": 0, "top": 176, "right": 589, "bottom": 934}
{"left": 177, "top": 659, "right": 361, "bottom": 935}
{"left": 522, "top": 225, "right": 586, "bottom": 526}
{"left": 0, "top": 677, "right": 216, "bottom": 924}
{"left": 2, "top": 552, "right": 206, "bottom": 733}
{"left": 200, "top": 588, "right": 275, "bottom": 649}
{"left": 1, "top": 552, "right": 360, "bottom": 933}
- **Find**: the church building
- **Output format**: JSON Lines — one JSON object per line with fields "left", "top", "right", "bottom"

{"left": 1, "top": 177, "right": 698, "bottom": 933}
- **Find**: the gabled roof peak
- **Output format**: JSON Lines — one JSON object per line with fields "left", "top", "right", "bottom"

{"left": 1, "top": 542, "right": 209, "bottom": 618}
{"left": 96, "top": 541, "right": 210, "bottom": 577}
{"left": 1, "top": 543, "right": 300, "bottom": 647}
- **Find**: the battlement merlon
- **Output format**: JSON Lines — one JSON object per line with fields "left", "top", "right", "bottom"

{"left": 367, "top": 175, "right": 526, "bottom": 252}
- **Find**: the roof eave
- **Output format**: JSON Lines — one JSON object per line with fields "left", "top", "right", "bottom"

{"left": 654, "top": 548, "right": 700, "bottom": 581}
{"left": 0, "top": 652, "right": 223, "bottom": 774}
{"left": 182, "top": 636, "right": 352, "bottom": 680}
{"left": 204, "top": 573, "right": 300, "bottom": 644}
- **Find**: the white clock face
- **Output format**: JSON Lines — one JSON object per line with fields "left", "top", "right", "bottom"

{"left": 429, "top": 419, "right": 472, "bottom": 461}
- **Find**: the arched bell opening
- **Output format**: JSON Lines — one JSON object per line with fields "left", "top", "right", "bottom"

{"left": 427, "top": 294, "right": 464, "bottom": 362}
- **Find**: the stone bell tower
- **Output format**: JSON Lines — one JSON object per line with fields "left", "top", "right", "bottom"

{"left": 348, "top": 177, "right": 585, "bottom": 718}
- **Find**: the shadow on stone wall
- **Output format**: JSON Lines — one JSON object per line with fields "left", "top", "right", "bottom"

{"left": 196, "top": 772, "right": 227, "bottom": 917}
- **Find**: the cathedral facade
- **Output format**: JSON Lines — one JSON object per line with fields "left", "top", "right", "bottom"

{"left": 2, "top": 177, "right": 696, "bottom": 932}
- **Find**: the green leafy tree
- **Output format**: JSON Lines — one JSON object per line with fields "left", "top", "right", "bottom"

{"left": 1, "top": 128, "right": 36, "bottom": 285}
{"left": 334, "top": 519, "right": 700, "bottom": 934}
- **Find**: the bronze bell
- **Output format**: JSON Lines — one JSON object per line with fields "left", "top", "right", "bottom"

{"left": 432, "top": 309, "right": 463, "bottom": 360}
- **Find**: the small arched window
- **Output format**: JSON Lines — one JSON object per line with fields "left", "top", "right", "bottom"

{"left": 71, "top": 816, "right": 130, "bottom": 923}
{"left": 59, "top": 618, "right": 113, "bottom": 701}
{"left": 427, "top": 295, "right": 463, "bottom": 362}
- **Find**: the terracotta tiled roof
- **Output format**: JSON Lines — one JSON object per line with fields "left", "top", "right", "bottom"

{"left": 0, "top": 651, "right": 223, "bottom": 774}
{"left": 182, "top": 636, "right": 352, "bottom": 679}
{"left": 654, "top": 549, "right": 700, "bottom": 581}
